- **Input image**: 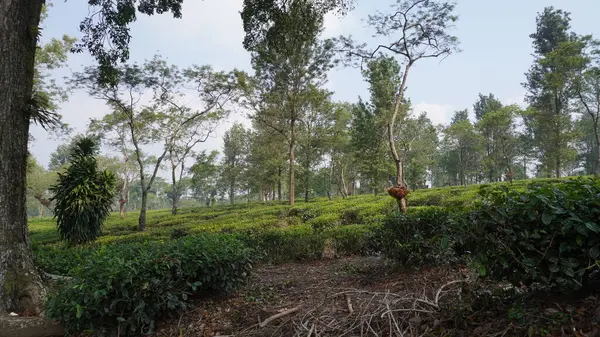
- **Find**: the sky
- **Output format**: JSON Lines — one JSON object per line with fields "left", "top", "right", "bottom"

{"left": 30, "top": 0, "right": 600, "bottom": 173}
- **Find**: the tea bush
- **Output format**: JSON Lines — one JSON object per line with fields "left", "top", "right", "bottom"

{"left": 375, "top": 206, "right": 465, "bottom": 266}
{"left": 45, "top": 234, "right": 254, "bottom": 335}
{"left": 467, "top": 177, "right": 600, "bottom": 292}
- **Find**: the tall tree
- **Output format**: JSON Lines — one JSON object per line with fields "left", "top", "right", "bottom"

{"left": 1, "top": 0, "right": 62, "bottom": 314}
{"left": 246, "top": 123, "right": 288, "bottom": 202}
{"left": 76, "top": 57, "right": 235, "bottom": 228}
{"left": 476, "top": 105, "right": 521, "bottom": 183}
{"left": 523, "top": 7, "right": 587, "bottom": 177}
{"left": 325, "top": 102, "right": 354, "bottom": 199}
{"left": 297, "top": 87, "right": 333, "bottom": 202}
{"left": 239, "top": 0, "right": 336, "bottom": 205}
{"left": 221, "top": 123, "right": 250, "bottom": 205}
{"left": 473, "top": 93, "right": 502, "bottom": 121}
{"left": 441, "top": 111, "right": 482, "bottom": 186}
{"left": 190, "top": 150, "right": 221, "bottom": 207}
{"left": 75, "top": 63, "right": 171, "bottom": 231}
{"left": 573, "top": 41, "right": 600, "bottom": 175}
{"left": 398, "top": 112, "right": 439, "bottom": 189}
{"left": 0, "top": 0, "right": 354, "bottom": 315}
{"left": 473, "top": 93, "right": 504, "bottom": 182}
{"left": 90, "top": 117, "right": 139, "bottom": 218}
{"left": 337, "top": 0, "right": 460, "bottom": 212}
{"left": 350, "top": 99, "right": 391, "bottom": 194}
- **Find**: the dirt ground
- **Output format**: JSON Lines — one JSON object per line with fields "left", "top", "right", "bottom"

{"left": 153, "top": 256, "right": 600, "bottom": 337}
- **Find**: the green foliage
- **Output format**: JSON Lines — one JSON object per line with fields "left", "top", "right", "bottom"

{"left": 49, "top": 137, "right": 116, "bottom": 244}
{"left": 375, "top": 206, "right": 462, "bottom": 266}
{"left": 468, "top": 177, "right": 600, "bottom": 292}
{"left": 45, "top": 235, "right": 253, "bottom": 335}
{"left": 523, "top": 7, "right": 585, "bottom": 177}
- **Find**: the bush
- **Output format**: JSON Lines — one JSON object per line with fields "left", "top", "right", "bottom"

{"left": 341, "top": 208, "right": 362, "bottom": 225}
{"left": 375, "top": 206, "right": 462, "bottom": 266}
{"left": 468, "top": 177, "right": 600, "bottom": 292}
{"left": 307, "top": 213, "right": 339, "bottom": 231}
{"left": 45, "top": 235, "right": 254, "bottom": 335}
{"left": 49, "top": 137, "right": 116, "bottom": 244}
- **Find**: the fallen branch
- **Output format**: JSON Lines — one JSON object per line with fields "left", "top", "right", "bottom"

{"left": 259, "top": 305, "right": 302, "bottom": 328}
{"left": 345, "top": 294, "right": 353, "bottom": 314}
{"left": 43, "top": 272, "right": 72, "bottom": 282}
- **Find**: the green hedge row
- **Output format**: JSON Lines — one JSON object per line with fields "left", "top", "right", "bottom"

{"left": 467, "top": 177, "right": 600, "bottom": 291}
{"left": 375, "top": 177, "right": 600, "bottom": 293}
{"left": 45, "top": 235, "right": 254, "bottom": 335}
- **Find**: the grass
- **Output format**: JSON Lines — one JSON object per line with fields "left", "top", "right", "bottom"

{"left": 28, "top": 177, "right": 574, "bottom": 274}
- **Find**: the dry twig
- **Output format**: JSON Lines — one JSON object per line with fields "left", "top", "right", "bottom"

{"left": 259, "top": 305, "right": 303, "bottom": 328}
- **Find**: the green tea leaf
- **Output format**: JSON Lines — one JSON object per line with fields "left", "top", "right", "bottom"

{"left": 590, "top": 246, "right": 600, "bottom": 259}
{"left": 585, "top": 222, "right": 600, "bottom": 233}
{"left": 541, "top": 212, "right": 552, "bottom": 225}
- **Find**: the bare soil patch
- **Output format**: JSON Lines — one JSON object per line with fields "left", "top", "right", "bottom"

{"left": 153, "top": 257, "right": 600, "bottom": 337}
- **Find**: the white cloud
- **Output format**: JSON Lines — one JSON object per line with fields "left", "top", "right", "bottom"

{"left": 501, "top": 92, "right": 526, "bottom": 108}
{"left": 412, "top": 102, "right": 455, "bottom": 126}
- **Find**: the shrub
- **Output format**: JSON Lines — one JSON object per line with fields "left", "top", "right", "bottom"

{"left": 170, "top": 228, "right": 188, "bottom": 239}
{"left": 49, "top": 137, "right": 116, "bottom": 244}
{"left": 468, "top": 177, "right": 600, "bottom": 292}
{"left": 341, "top": 208, "right": 362, "bottom": 225}
{"left": 375, "top": 206, "right": 462, "bottom": 266}
{"left": 308, "top": 213, "right": 339, "bottom": 231}
{"left": 45, "top": 235, "right": 254, "bottom": 335}
{"left": 327, "top": 225, "right": 382, "bottom": 256}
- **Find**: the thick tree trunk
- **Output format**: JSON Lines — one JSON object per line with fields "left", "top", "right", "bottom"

{"left": 0, "top": 0, "right": 47, "bottom": 315}
{"left": 139, "top": 191, "right": 148, "bottom": 231}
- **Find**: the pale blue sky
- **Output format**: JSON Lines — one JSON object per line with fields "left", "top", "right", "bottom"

{"left": 30, "top": 0, "right": 600, "bottom": 170}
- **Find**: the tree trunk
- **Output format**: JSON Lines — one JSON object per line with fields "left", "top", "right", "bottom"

{"left": 139, "top": 191, "right": 147, "bottom": 231}
{"left": 340, "top": 166, "right": 348, "bottom": 198}
{"left": 304, "top": 148, "right": 310, "bottom": 203}
{"left": 594, "top": 121, "right": 600, "bottom": 175}
{"left": 0, "top": 0, "right": 46, "bottom": 315}
{"left": 276, "top": 167, "right": 281, "bottom": 201}
{"left": 229, "top": 178, "right": 235, "bottom": 205}
{"left": 118, "top": 178, "right": 129, "bottom": 218}
{"left": 289, "top": 123, "right": 296, "bottom": 205}
{"left": 388, "top": 64, "right": 411, "bottom": 214}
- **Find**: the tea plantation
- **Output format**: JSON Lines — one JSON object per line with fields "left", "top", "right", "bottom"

{"left": 29, "top": 176, "right": 600, "bottom": 335}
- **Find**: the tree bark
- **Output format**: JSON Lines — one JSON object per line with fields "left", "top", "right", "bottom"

{"left": 118, "top": 179, "right": 129, "bottom": 218}
{"left": 277, "top": 166, "right": 282, "bottom": 201}
{"left": 170, "top": 154, "right": 179, "bottom": 215}
{"left": 388, "top": 63, "right": 411, "bottom": 213}
{"left": 0, "top": 0, "right": 46, "bottom": 315}
{"left": 288, "top": 121, "right": 296, "bottom": 205}
{"left": 594, "top": 122, "right": 600, "bottom": 175}
{"left": 139, "top": 191, "right": 148, "bottom": 231}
